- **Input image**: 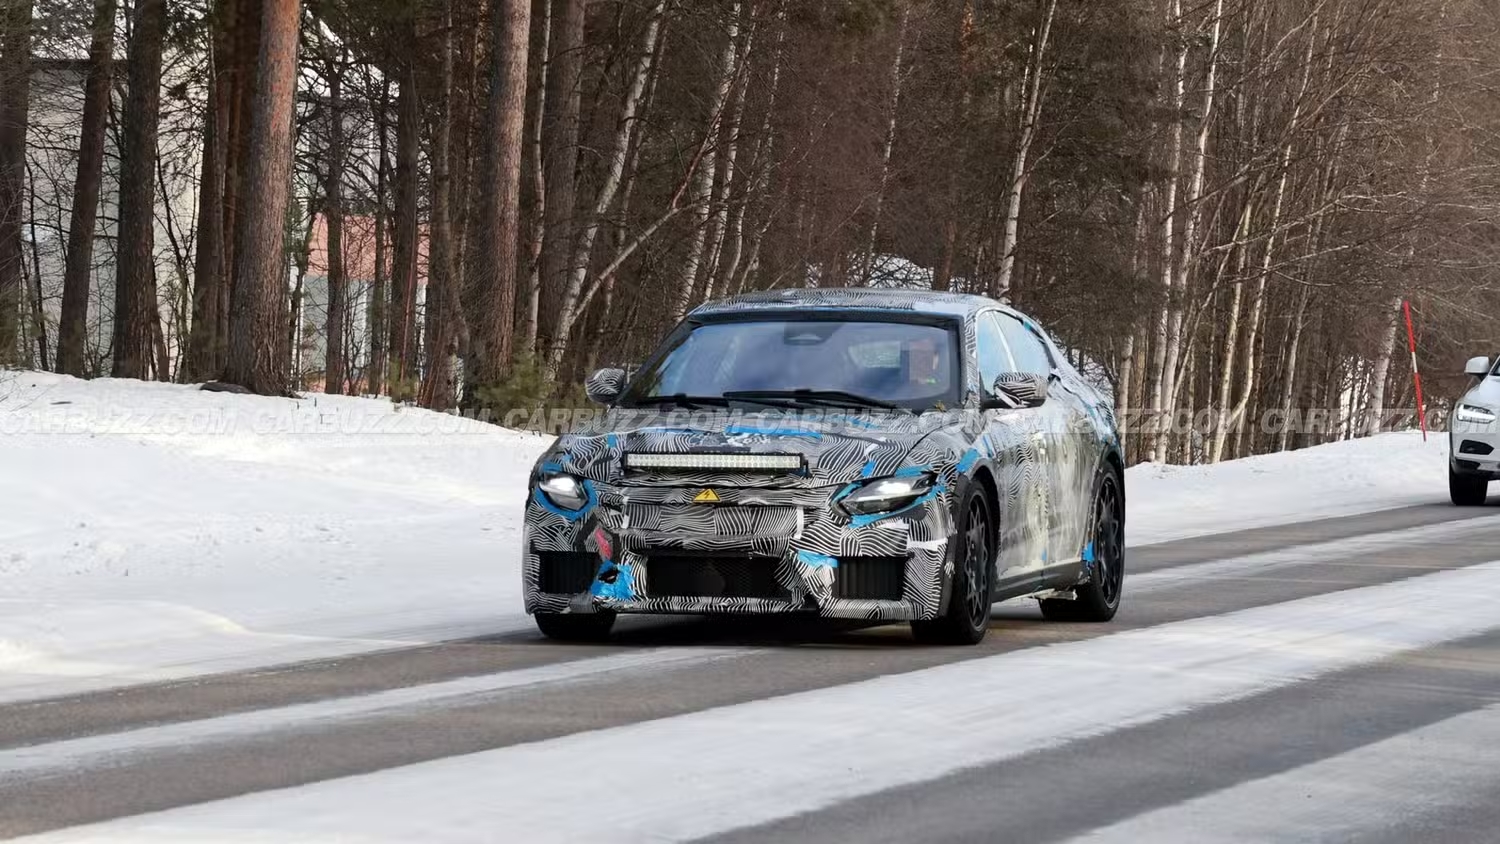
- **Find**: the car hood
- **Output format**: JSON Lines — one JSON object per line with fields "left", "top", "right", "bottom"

{"left": 1463, "top": 376, "right": 1500, "bottom": 410}
{"left": 537, "top": 408, "right": 967, "bottom": 488}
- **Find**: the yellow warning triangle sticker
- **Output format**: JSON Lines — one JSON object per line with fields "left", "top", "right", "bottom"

{"left": 694, "top": 488, "right": 721, "bottom": 503}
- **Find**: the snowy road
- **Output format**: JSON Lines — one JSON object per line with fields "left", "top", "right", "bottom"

{"left": 6, "top": 502, "right": 1500, "bottom": 842}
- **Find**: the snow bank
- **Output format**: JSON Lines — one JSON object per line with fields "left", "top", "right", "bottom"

{"left": 1125, "top": 431, "right": 1449, "bottom": 546}
{"left": 0, "top": 371, "right": 553, "bottom": 701}
{"left": 0, "top": 370, "right": 1452, "bottom": 701}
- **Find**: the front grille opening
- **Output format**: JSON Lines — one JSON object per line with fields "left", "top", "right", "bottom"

{"left": 1461, "top": 439, "right": 1494, "bottom": 456}
{"left": 833, "top": 556, "right": 907, "bottom": 601}
{"left": 537, "top": 551, "right": 600, "bottom": 594}
{"left": 645, "top": 553, "right": 790, "bottom": 600}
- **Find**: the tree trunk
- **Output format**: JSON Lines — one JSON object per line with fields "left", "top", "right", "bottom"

{"left": 545, "top": 0, "right": 665, "bottom": 378}
{"left": 388, "top": 52, "right": 420, "bottom": 394}
{"left": 1226, "top": 169, "right": 1291, "bottom": 457}
{"left": 726, "top": 4, "right": 785, "bottom": 297}
{"left": 464, "top": 0, "right": 533, "bottom": 396}
{"left": 703, "top": 17, "right": 753, "bottom": 300}
{"left": 112, "top": 0, "right": 167, "bottom": 380}
{"left": 323, "top": 45, "right": 347, "bottom": 395}
{"left": 934, "top": 0, "right": 975, "bottom": 293}
{"left": 1116, "top": 197, "right": 1150, "bottom": 441}
{"left": 223, "top": 0, "right": 301, "bottom": 395}
{"left": 0, "top": 0, "right": 33, "bottom": 366}
{"left": 1146, "top": 1, "right": 1187, "bottom": 462}
{"left": 1276, "top": 286, "right": 1310, "bottom": 452}
{"left": 55, "top": 0, "right": 116, "bottom": 376}
{"left": 606, "top": 11, "right": 669, "bottom": 330}
{"left": 670, "top": 0, "right": 742, "bottom": 319}
{"left": 858, "top": 5, "right": 910, "bottom": 286}
{"left": 1220, "top": 12, "right": 1317, "bottom": 456}
{"left": 1160, "top": 0, "right": 1223, "bottom": 420}
{"left": 1279, "top": 128, "right": 1344, "bottom": 452}
{"left": 1207, "top": 199, "right": 1256, "bottom": 464}
{"left": 422, "top": 3, "right": 457, "bottom": 410}
{"left": 287, "top": 208, "right": 313, "bottom": 382}
{"left": 25, "top": 159, "right": 46, "bottom": 369}
{"left": 186, "top": 38, "right": 229, "bottom": 382}
{"left": 522, "top": 0, "right": 552, "bottom": 357}
{"left": 1128, "top": 322, "right": 1149, "bottom": 463}
{"left": 367, "top": 78, "right": 391, "bottom": 395}
{"left": 993, "top": 0, "right": 1056, "bottom": 299}
{"left": 539, "top": 0, "right": 585, "bottom": 357}
{"left": 220, "top": 0, "right": 261, "bottom": 341}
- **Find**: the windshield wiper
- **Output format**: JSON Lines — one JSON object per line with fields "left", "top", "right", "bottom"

{"left": 723, "top": 389, "right": 908, "bottom": 412}
{"left": 627, "top": 393, "right": 734, "bottom": 409}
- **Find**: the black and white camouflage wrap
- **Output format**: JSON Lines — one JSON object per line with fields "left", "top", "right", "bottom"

{"left": 521, "top": 289, "right": 1121, "bottom": 622}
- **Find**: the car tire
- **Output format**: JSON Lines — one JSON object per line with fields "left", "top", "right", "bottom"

{"left": 534, "top": 611, "right": 616, "bottom": 642}
{"left": 911, "top": 484, "right": 993, "bottom": 645}
{"left": 1450, "top": 465, "right": 1489, "bottom": 507}
{"left": 1041, "top": 465, "right": 1124, "bottom": 623}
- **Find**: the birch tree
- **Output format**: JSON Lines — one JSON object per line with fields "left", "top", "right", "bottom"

{"left": 993, "top": 0, "right": 1056, "bottom": 299}
{"left": 670, "top": 1, "right": 742, "bottom": 319}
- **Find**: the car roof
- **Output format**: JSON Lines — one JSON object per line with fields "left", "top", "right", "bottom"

{"left": 690, "top": 287, "right": 1002, "bottom": 320}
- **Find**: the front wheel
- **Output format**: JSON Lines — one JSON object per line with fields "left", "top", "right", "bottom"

{"left": 1450, "top": 465, "right": 1489, "bottom": 507}
{"left": 535, "top": 611, "right": 616, "bottom": 642}
{"left": 911, "top": 484, "right": 994, "bottom": 645}
{"left": 1041, "top": 466, "right": 1124, "bottom": 623}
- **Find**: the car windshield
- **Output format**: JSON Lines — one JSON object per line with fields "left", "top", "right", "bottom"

{"left": 623, "top": 318, "right": 960, "bottom": 411}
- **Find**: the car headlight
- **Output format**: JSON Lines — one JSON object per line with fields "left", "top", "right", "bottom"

{"left": 838, "top": 473, "right": 936, "bottom": 516}
{"left": 537, "top": 473, "right": 589, "bottom": 510}
{"left": 1457, "top": 404, "right": 1497, "bottom": 424}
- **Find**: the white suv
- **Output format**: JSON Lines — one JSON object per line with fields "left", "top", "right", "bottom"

{"left": 1450, "top": 355, "right": 1500, "bottom": 505}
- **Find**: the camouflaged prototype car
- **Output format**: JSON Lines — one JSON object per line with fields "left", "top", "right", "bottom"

{"left": 523, "top": 288, "right": 1125, "bottom": 644}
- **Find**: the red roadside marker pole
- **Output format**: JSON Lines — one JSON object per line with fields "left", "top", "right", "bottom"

{"left": 1403, "top": 298, "right": 1427, "bottom": 441}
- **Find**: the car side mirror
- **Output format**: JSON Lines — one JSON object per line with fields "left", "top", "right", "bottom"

{"left": 983, "top": 372, "right": 1049, "bottom": 409}
{"left": 1465, "top": 356, "right": 1491, "bottom": 378}
{"left": 585, "top": 368, "right": 627, "bottom": 405}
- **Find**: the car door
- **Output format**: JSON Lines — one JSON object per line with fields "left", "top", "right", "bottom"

{"left": 977, "top": 311, "right": 1049, "bottom": 586}
{"left": 994, "top": 311, "right": 1086, "bottom": 570}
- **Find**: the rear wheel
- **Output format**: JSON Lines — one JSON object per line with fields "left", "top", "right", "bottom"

{"left": 1450, "top": 465, "right": 1489, "bottom": 507}
{"left": 911, "top": 485, "right": 993, "bottom": 645}
{"left": 534, "top": 611, "right": 616, "bottom": 642}
{"left": 1041, "top": 467, "right": 1124, "bottom": 623}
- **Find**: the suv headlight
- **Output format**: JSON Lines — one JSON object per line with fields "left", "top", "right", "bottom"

{"left": 1457, "top": 404, "right": 1497, "bottom": 424}
{"left": 838, "top": 473, "right": 936, "bottom": 516}
{"left": 537, "top": 473, "right": 590, "bottom": 510}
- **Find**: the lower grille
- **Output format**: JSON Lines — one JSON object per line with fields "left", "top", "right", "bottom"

{"left": 537, "top": 551, "right": 600, "bottom": 593}
{"left": 645, "top": 553, "right": 789, "bottom": 600}
{"left": 833, "top": 556, "right": 907, "bottom": 601}
{"left": 624, "top": 504, "right": 800, "bottom": 538}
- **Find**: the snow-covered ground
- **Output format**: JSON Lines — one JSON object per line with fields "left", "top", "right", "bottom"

{"left": 1126, "top": 431, "right": 1448, "bottom": 545}
{"left": 0, "top": 372, "right": 553, "bottom": 702}
{"left": 0, "top": 371, "right": 1450, "bottom": 703}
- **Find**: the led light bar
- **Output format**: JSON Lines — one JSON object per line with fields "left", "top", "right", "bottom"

{"left": 625, "top": 452, "right": 804, "bottom": 472}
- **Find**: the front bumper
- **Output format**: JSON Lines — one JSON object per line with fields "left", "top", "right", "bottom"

{"left": 1451, "top": 425, "right": 1500, "bottom": 477}
{"left": 522, "top": 482, "right": 955, "bottom": 621}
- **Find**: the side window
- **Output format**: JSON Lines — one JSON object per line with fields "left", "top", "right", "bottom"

{"left": 976, "top": 313, "right": 1015, "bottom": 393}
{"left": 997, "top": 313, "right": 1053, "bottom": 377}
